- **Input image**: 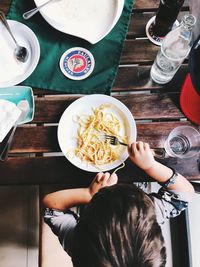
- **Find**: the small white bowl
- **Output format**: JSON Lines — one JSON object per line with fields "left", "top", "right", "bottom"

{"left": 0, "top": 20, "right": 40, "bottom": 88}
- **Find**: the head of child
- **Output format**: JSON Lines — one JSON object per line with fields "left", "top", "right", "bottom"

{"left": 71, "top": 184, "right": 166, "bottom": 267}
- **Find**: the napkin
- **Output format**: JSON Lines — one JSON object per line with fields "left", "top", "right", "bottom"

{"left": 7, "top": 0, "right": 134, "bottom": 95}
{"left": 0, "top": 99, "right": 21, "bottom": 142}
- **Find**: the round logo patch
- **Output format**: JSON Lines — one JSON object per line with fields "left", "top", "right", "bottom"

{"left": 59, "top": 47, "right": 95, "bottom": 80}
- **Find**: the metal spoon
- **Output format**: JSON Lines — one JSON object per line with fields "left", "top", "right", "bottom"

{"left": 0, "top": 11, "right": 29, "bottom": 63}
{"left": 23, "top": 0, "right": 61, "bottom": 20}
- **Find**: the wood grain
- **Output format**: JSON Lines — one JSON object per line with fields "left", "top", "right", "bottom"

{"left": 113, "top": 65, "right": 188, "bottom": 92}
{"left": 127, "top": 11, "right": 188, "bottom": 39}
{"left": 5, "top": 121, "right": 193, "bottom": 154}
{"left": 0, "top": 155, "right": 198, "bottom": 186}
{"left": 32, "top": 65, "right": 188, "bottom": 94}
{"left": 30, "top": 93, "right": 184, "bottom": 124}
{"left": 121, "top": 39, "right": 159, "bottom": 64}
{"left": 133, "top": 0, "right": 189, "bottom": 10}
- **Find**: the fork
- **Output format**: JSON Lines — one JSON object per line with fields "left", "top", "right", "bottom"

{"left": 104, "top": 134, "right": 166, "bottom": 158}
{"left": 104, "top": 134, "right": 127, "bottom": 146}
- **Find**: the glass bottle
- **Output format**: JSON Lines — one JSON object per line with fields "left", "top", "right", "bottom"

{"left": 153, "top": 0, "right": 185, "bottom": 37}
{"left": 150, "top": 15, "right": 196, "bottom": 84}
{"left": 189, "top": 0, "right": 200, "bottom": 41}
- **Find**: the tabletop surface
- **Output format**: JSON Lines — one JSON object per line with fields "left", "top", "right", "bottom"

{"left": 0, "top": 0, "right": 199, "bottom": 186}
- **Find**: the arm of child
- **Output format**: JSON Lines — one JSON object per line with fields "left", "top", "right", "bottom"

{"left": 128, "top": 141, "right": 195, "bottom": 196}
{"left": 43, "top": 172, "right": 118, "bottom": 211}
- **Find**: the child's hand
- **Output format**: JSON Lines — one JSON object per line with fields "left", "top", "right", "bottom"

{"left": 128, "top": 141, "right": 156, "bottom": 171}
{"left": 89, "top": 172, "right": 118, "bottom": 198}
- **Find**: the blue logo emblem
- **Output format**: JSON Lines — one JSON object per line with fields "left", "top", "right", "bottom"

{"left": 60, "top": 47, "right": 95, "bottom": 80}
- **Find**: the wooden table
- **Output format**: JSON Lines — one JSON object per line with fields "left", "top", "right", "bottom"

{"left": 0, "top": 0, "right": 199, "bottom": 186}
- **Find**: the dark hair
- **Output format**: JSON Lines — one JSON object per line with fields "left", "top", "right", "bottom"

{"left": 72, "top": 184, "right": 166, "bottom": 267}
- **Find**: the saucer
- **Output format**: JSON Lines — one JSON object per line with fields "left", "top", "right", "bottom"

{"left": 0, "top": 20, "right": 40, "bottom": 88}
{"left": 145, "top": 16, "right": 179, "bottom": 46}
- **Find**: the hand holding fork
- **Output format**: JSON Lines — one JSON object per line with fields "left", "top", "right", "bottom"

{"left": 104, "top": 134, "right": 166, "bottom": 159}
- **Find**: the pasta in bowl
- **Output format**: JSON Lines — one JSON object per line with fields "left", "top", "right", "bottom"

{"left": 57, "top": 95, "right": 137, "bottom": 172}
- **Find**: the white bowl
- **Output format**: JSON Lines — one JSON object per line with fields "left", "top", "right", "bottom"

{"left": 0, "top": 20, "right": 40, "bottom": 88}
{"left": 34, "top": 0, "right": 124, "bottom": 44}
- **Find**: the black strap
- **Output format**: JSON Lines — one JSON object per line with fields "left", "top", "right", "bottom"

{"left": 158, "top": 167, "right": 178, "bottom": 188}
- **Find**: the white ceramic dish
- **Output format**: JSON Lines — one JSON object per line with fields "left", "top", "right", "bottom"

{"left": 57, "top": 94, "right": 137, "bottom": 172}
{"left": 34, "top": 0, "right": 124, "bottom": 44}
{"left": 0, "top": 20, "right": 40, "bottom": 88}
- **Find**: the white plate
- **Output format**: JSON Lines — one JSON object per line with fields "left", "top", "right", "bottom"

{"left": 0, "top": 20, "right": 40, "bottom": 88}
{"left": 34, "top": 0, "right": 124, "bottom": 44}
{"left": 57, "top": 94, "right": 137, "bottom": 172}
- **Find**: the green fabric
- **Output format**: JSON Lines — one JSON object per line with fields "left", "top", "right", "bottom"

{"left": 7, "top": 0, "right": 134, "bottom": 94}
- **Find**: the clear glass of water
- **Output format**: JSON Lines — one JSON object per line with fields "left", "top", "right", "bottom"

{"left": 164, "top": 126, "right": 200, "bottom": 158}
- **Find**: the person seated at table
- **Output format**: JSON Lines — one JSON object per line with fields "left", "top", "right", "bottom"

{"left": 43, "top": 141, "right": 194, "bottom": 267}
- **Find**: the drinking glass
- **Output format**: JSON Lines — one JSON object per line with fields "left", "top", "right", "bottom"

{"left": 164, "top": 126, "right": 200, "bottom": 158}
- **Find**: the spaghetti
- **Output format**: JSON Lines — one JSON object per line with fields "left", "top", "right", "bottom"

{"left": 112, "top": 162, "right": 125, "bottom": 175}
{"left": 74, "top": 104, "right": 127, "bottom": 167}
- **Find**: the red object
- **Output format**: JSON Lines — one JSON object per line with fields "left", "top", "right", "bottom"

{"left": 180, "top": 73, "right": 200, "bottom": 125}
